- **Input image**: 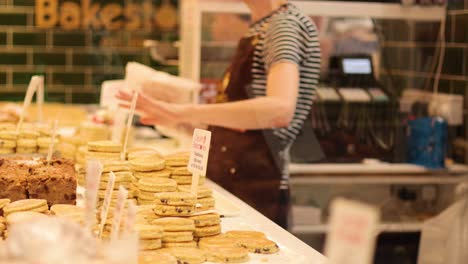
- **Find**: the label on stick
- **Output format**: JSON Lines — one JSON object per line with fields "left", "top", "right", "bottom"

{"left": 46, "top": 120, "right": 58, "bottom": 164}
{"left": 324, "top": 198, "right": 380, "bottom": 264}
{"left": 121, "top": 92, "right": 138, "bottom": 160}
{"left": 188, "top": 128, "right": 211, "bottom": 197}
{"left": 188, "top": 128, "right": 211, "bottom": 176}
{"left": 124, "top": 199, "right": 137, "bottom": 237}
{"left": 111, "top": 185, "right": 129, "bottom": 241}
{"left": 85, "top": 160, "right": 103, "bottom": 230}
{"left": 99, "top": 171, "right": 116, "bottom": 238}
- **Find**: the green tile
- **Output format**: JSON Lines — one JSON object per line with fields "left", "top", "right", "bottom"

{"left": 73, "top": 52, "right": 110, "bottom": 66}
{"left": 13, "top": 72, "right": 46, "bottom": 85}
{"left": 12, "top": 0, "right": 34, "bottom": 6}
{"left": 0, "top": 52, "right": 27, "bottom": 65}
{"left": 448, "top": 0, "right": 464, "bottom": 10}
{"left": 0, "top": 71, "right": 6, "bottom": 84}
{"left": 13, "top": 32, "right": 46, "bottom": 46}
{"left": 450, "top": 80, "right": 467, "bottom": 93}
{"left": 53, "top": 32, "right": 86, "bottom": 46}
{"left": 33, "top": 52, "right": 66, "bottom": 65}
{"left": 0, "top": 92, "right": 26, "bottom": 102}
{"left": 91, "top": 73, "right": 123, "bottom": 86}
{"left": 151, "top": 64, "right": 178, "bottom": 76}
{"left": 442, "top": 48, "right": 464, "bottom": 76}
{"left": 72, "top": 92, "right": 100, "bottom": 104}
{"left": 452, "top": 15, "right": 468, "bottom": 43}
{"left": 0, "top": 14, "right": 28, "bottom": 26}
{"left": 45, "top": 92, "right": 66, "bottom": 103}
{"left": 0, "top": 32, "right": 6, "bottom": 45}
{"left": 112, "top": 53, "right": 149, "bottom": 66}
{"left": 52, "top": 72, "right": 85, "bottom": 85}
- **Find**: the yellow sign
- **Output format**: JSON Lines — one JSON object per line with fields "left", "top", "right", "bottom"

{"left": 35, "top": 0, "right": 177, "bottom": 31}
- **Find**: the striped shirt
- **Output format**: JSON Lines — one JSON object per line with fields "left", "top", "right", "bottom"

{"left": 246, "top": 3, "right": 321, "bottom": 143}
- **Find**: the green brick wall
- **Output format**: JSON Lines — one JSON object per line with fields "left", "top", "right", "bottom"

{"left": 378, "top": 0, "right": 468, "bottom": 95}
{"left": 0, "top": 0, "right": 178, "bottom": 104}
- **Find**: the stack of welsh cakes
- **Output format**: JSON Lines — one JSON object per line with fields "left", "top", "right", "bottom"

{"left": 97, "top": 160, "right": 134, "bottom": 207}
{"left": 0, "top": 131, "right": 17, "bottom": 154}
{"left": 130, "top": 157, "right": 175, "bottom": 205}
{"left": 37, "top": 136, "right": 59, "bottom": 155}
{"left": 86, "top": 141, "right": 122, "bottom": 162}
{"left": 178, "top": 185, "right": 215, "bottom": 212}
{"left": 166, "top": 153, "right": 205, "bottom": 188}
{"left": 16, "top": 130, "right": 40, "bottom": 154}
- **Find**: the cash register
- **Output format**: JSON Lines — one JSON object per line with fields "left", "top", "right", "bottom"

{"left": 290, "top": 54, "right": 399, "bottom": 163}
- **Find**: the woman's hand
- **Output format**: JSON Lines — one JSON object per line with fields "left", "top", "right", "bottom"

{"left": 116, "top": 89, "right": 191, "bottom": 127}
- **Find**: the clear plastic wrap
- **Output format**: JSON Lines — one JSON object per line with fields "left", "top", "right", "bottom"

{"left": 3, "top": 216, "right": 97, "bottom": 264}
{"left": 418, "top": 194, "right": 468, "bottom": 264}
{"left": 0, "top": 216, "right": 138, "bottom": 264}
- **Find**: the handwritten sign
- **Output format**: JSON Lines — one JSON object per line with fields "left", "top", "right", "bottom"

{"left": 85, "top": 160, "right": 103, "bottom": 231}
{"left": 98, "top": 171, "right": 116, "bottom": 238}
{"left": 324, "top": 198, "right": 380, "bottom": 264}
{"left": 188, "top": 128, "right": 211, "bottom": 176}
{"left": 188, "top": 129, "right": 211, "bottom": 198}
{"left": 110, "top": 185, "right": 129, "bottom": 241}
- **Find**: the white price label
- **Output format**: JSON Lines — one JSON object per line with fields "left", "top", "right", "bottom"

{"left": 99, "top": 171, "right": 116, "bottom": 238}
{"left": 324, "top": 198, "right": 380, "bottom": 264}
{"left": 188, "top": 129, "right": 211, "bottom": 198}
{"left": 111, "top": 185, "right": 129, "bottom": 242}
{"left": 188, "top": 128, "right": 211, "bottom": 176}
{"left": 85, "top": 160, "right": 103, "bottom": 230}
{"left": 124, "top": 200, "right": 137, "bottom": 237}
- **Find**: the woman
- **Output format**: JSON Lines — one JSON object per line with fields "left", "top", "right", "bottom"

{"left": 118, "top": 0, "right": 320, "bottom": 228}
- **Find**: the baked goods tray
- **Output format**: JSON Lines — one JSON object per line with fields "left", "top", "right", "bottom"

{"left": 207, "top": 181, "right": 327, "bottom": 264}
{"left": 76, "top": 183, "right": 326, "bottom": 264}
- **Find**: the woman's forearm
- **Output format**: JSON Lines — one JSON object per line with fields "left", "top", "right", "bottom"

{"left": 186, "top": 97, "right": 294, "bottom": 130}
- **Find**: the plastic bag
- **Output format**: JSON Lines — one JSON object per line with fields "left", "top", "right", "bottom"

{"left": 418, "top": 195, "right": 468, "bottom": 264}
{"left": 124, "top": 62, "right": 201, "bottom": 147}
{"left": 3, "top": 216, "right": 97, "bottom": 264}
{"left": 1, "top": 216, "right": 139, "bottom": 264}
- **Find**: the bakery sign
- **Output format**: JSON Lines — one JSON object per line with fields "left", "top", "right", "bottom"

{"left": 35, "top": 0, "right": 178, "bottom": 31}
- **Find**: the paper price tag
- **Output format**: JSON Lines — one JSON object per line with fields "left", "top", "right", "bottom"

{"left": 85, "top": 160, "right": 103, "bottom": 230}
{"left": 188, "top": 129, "right": 211, "bottom": 197}
{"left": 124, "top": 200, "right": 137, "bottom": 237}
{"left": 324, "top": 198, "right": 380, "bottom": 264}
{"left": 112, "top": 108, "right": 127, "bottom": 143}
{"left": 188, "top": 128, "right": 211, "bottom": 175}
{"left": 121, "top": 92, "right": 138, "bottom": 160}
{"left": 99, "top": 171, "right": 116, "bottom": 238}
{"left": 111, "top": 185, "right": 129, "bottom": 242}
{"left": 17, "top": 76, "right": 43, "bottom": 132}
{"left": 36, "top": 77, "right": 44, "bottom": 123}
{"left": 46, "top": 120, "right": 58, "bottom": 164}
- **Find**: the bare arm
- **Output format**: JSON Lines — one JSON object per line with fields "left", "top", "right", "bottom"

{"left": 118, "top": 62, "right": 299, "bottom": 131}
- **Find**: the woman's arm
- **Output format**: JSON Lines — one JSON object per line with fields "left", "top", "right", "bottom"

{"left": 191, "top": 62, "right": 299, "bottom": 130}
{"left": 118, "top": 61, "right": 299, "bottom": 131}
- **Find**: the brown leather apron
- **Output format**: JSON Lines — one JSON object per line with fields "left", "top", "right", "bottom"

{"left": 207, "top": 35, "right": 290, "bottom": 228}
